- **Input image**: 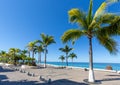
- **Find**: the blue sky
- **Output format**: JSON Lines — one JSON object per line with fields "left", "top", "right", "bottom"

{"left": 0, "top": 0, "right": 120, "bottom": 63}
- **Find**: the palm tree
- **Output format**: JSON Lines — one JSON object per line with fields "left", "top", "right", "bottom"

{"left": 0, "top": 51, "right": 8, "bottom": 63}
{"left": 59, "top": 45, "right": 73, "bottom": 66}
{"left": 27, "top": 41, "right": 36, "bottom": 63}
{"left": 39, "top": 33, "right": 56, "bottom": 68}
{"left": 59, "top": 55, "right": 65, "bottom": 67}
{"left": 69, "top": 53, "right": 77, "bottom": 65}
{"left": 20, "top": 50, "right": 28, "bottom": 64}
{"left": 61, "top": 0, "right": 120, "bottom": 82}
{"left": 59, "top": 55, "right": 65, "bottom": 63}
{"left": 35, "top": 44, "right": 44, "bottom": 64}
{"left": 9, "top": 48, "right": 20, "bottom": 65}
{"left": 0, "top": 50, "right": 6, "bottom": 57}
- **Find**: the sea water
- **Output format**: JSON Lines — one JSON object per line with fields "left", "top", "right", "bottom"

{"left": 40, "top": 62, "right": 120, "bottom": 71}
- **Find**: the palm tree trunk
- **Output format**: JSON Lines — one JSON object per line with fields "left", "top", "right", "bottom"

{"left": 44, "top": 47, "right": 47, "bottom": 68}
{"left": 32, "top": 51, "right": 34, "bottom": 63}
{"left": 66, "top": 53, "right": 68, "bottom": 66}
{"left": 72, "top": 59, "right": 73, "bottom": 66}
{"left": 28, "top": 51, "right": 30, "bottom": 57}
{"left": 38, "top": 52, "right": 41, "bottom": 64}
{"left": 13, "top": 52, "right": 16, "bottom": 65}
{"left": 23, "top": 60, "right": 25, "bottom": 64}
{"left": 88, "top": 37, "right": 95, "bottom": 82}
{"left": 62, "top": 60, "right": 63, "bottom": 68}
{"left": 44, "top": 51, "right": 47, "bottom": 68}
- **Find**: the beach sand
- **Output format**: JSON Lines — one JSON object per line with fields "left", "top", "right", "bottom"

{"left": 0, "top": 64, "right": 120, "bottom": 85}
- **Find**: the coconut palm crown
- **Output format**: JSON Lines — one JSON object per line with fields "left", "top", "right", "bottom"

{"left": 59, "top": 55, "right": 65, "bottom": 63}
{"left": 69, "top": 52, "right": 77, "bottom": 63}
{"left": 61, "top": 0, "right": 120, "bottom": 83}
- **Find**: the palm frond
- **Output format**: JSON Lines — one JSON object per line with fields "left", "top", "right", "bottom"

{"left": 96, "top": 34, "right": 118, "bottom": 54}
{"left": 59, "top": 48, "right": 64, "bottom": 51}
{"left": 69, "top": 53, "right": 77, "bottom": 59}
{"left": 93, "top": 2, "right": 107, "bottom": 20}
{"left": 89, "top": 2, "right": 107, "bottom": 29}
{"left": 36, "top": 45, "right": 44, "bottom": 53}
{"left": 61, "top": 29, "right": 84, "bottom": 43}
{"left": 59, "top": 55, "right": 65, "bottom": 61}
{"left": 40, "top": 33, "right": 56, "bottom": 46}
{"left": 106, "top": 0, "right": 120, "bottom": 5}
{"left": 68, "top": 8, "right": 82, "bottom": 22}
{"left": 35, "top": 40, "right": 44, "bottom": 45}
{"left": 102, "top": 18, "right": 120, "bottom": 35}
{"left": 68, "top": 9, "right": 88, "bottom": 28}
{"left": 26, "top": 41, "right": 36, "bottom": 51}
{"left": 47, "top": 36, "right": 56, "bottom": 45}
{"left": 99, "top": 14, "right": 119, "bottom": 23}
{"left": 87, "top": 0, "right": 93, "bottom": 25}
{"left": 40, "top": 33, "right": 46, "bottom": 43}
{"left": 59, "top": 45, "right": 73, "bottom": 53}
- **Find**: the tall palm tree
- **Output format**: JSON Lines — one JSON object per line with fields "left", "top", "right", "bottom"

{"left": 69, "top": 53, "right": 77, "bottom": 64}
{"left": 59, "top": 55, "right": 65, "bottom": 63}
{"left": 39, "top": 33, "right": 56, "bottom": 68}
{"left": 59, "top": 45, "right": 73, "bottom": 66}
{"left": 61, "top": 0, "right": 120, "bottom": 82}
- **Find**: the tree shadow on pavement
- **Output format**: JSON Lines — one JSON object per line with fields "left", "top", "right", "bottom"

{"left": 0, "top": 66, "right": 14, "bottom": 72}
{"left": 0, "top": 79, "right": 88, "bottom": 85}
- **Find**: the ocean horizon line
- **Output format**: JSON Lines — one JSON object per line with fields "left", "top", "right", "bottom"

{"left": 40, "top": 61, "right": 120, "bottom": 64}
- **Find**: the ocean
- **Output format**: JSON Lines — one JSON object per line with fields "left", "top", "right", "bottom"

{"left": 41, "top": 62, "right": 120, "bottom": 71}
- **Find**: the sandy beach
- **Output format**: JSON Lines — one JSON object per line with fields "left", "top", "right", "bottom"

{"left": 0, "top": 64, "right": 120, "bottom": 85}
